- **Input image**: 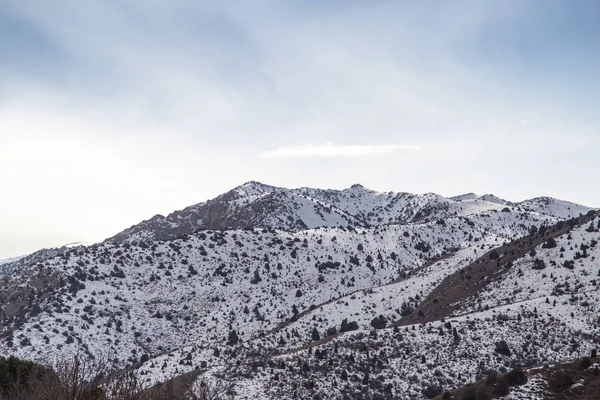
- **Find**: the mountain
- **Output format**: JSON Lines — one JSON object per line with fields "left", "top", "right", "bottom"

{"left": 106, "top": 182, "right": 592, "bottom": 243}
{"left": 0, "top": 182, "right": 598, "bottom": 400}
{"left": 449, "top": 192, "right": 509, "bottom": 204}
{"left": 0, "top": 257, "right": 20, "bottom": 265}
{"left": 0, "top": 245, "right": 87, "bottom": 276}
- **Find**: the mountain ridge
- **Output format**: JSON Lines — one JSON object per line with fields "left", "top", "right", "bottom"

{"left": 1, "top": 182, "right": 598, "bottom": 399}
{"left": 106, "top": 181, "right": 593, "bottom": 244}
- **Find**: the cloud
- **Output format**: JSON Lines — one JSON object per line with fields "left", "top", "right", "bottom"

{"left": 0, "top": 0, "right": 599, "bottom": 257}
{"left": 260, "top": 143, "right": 421, "bottom": 158}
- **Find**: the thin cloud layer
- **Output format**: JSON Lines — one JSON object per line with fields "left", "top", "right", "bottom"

{"left": 0, "top": 0, "right": 599, "bottom": 257}
{"left": 261, "top": 143, "right": 420, "bottom": 158}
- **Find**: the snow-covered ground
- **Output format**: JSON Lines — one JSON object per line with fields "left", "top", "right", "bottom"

{"left": 0, "top": 256, "right": 22, "bottom": 265}
{"left": 107, "top": 181, "right": 593, "bottom": 243}
{"left": 0, "top": 182, "right": 597, "bottom": 400}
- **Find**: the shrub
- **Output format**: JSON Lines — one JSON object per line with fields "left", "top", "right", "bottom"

{"left": 494, "top": 340, "right": 511, "bottom": 356}
{"left": 400, "top": 301, "right": 414, "bottom": 316}
{"left": 579, "top": 357, "right": 592, "bottom": 370}
{"left": 493, "top": 377, "right": 509, "bottom": 396}
{"left": 563, "top": 260, "right": 575, "bottom": 269}
{"left": 529, "top": 249, "right": 537, "bottom": 257}
{"left": 250, "top": 269, "right": 261, "bottom": 284}
{"left": 340, "top": 319, "right": 359, "bottom": 333}
{"left": 370, "top": 315, "right": 387, "bottom": 329}
{"left": 548, "top": 371, "right": 573, "bottom": 392}
{"left": 505, "top": 367, "right": 527, "bottom": 386}
{"left": 422, "top": 385, "right": 443, "bottom": 399}
{"left": 0, "top": 356, "right": 57, "bottom": 397}
{"left": 226, "top": 329, "right": 239, "bottom": 346}
{"left": 586, "top": 222, "right": 596, "bottom": 232}
{"left": 80, "top": 387, "right": 108, "bottom": 400}
{"left": 311, "top": 327, "right": 321, "bottom": 341}
{"left": 0, "top": 355, "right": 188, "bottom": 400}
{"left": 532, "top": 259, "right": 546, "bottom": 270}
{"left": 485, "top": 372, "right": 497, "bottom": 386}
{"left": 415, "top": 241, "right": 431, "bottom": 253}
{"left": 461, "top": 386, "right": 490, "bottom": 400}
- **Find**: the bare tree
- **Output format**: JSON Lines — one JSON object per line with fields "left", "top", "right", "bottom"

{"left": 0, "top": 354, "right": 233, "bottom": 400}
{"left": 53, "top": 351, "right": 110, "bottom": 400}
{"left": 189, "top": 379, "right": 234, "bottom": 400}
{"left": 104, "top": 369, "right": 143, "bottom": 400}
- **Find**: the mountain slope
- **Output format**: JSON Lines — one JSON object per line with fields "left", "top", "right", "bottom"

{"left": 210, "top": 211, "right": 600, "bottom": 399}
{"left": 106, "top": 182, "right": 592, "bottom": 243}
{"left": 0, "top": 257, "right": 21, "bottom": 266}
{"left": 0, "top": 247, "right": 70, "bottom": 276}
{"left": 0, "top": 182, "right": 597, "bottom": 400}
{"left": 1, "top": 211, "right": 597, "bottom": 397}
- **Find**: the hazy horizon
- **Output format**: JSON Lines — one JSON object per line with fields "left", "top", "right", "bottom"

{"left": 1, "top": 0, "right": 599, "bottom": 258}
{"left": 1, "top": 180, "right": 596, "bottom": 259}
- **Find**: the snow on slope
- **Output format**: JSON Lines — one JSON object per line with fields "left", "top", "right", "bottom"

{"left": 0, "top": 210, "right": 557, "bottom": 371}
{"left": 0, "top": 208, "right": 579, "bottom": 397}
{"left": 0, "top": 245, "right": 87, "bottom": 276}
{"left": 219, "top": 299, "right": 597, "bottom": 400}
{"left": 459, "top": 215, "right": 600, "bottom": 317}
{"left": 0, "top": 257, "right": 20, "bottom": 265}
{"left": 451, "top": 193, "right": 591, "bottom": 218}
{"left": 198, "top": 213, "right": 600, "bottom": 399}
{"left": 0, "top": 183, "right": 596, "bottom": 399}
{"left": 518, "top": 196, "right": 592, "bottom": 220}
{"left": 450, "top": 192, "right": 508, "bottom": 204}
{"left": 106, "top": 182, "right": 593, "bottom": 243}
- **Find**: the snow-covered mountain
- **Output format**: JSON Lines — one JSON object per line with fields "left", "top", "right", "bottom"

{"left": 0, "top": 182, "right": 597, "bottom": 400}
{"left": 233, "top": 211, "right": 600, "bottom": 399}
{"left": 0, "top": 257, "right": 19, "bottom": 265}
{"left": 0, "top": 246, "right": 82, "bottom": 276}
{"left": 106, "top": 182, "right": 592, "bottom": 243}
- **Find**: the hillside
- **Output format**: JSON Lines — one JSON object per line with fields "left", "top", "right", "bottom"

{"left": 204, "top": 211, "right": 599, "bottom": 399}
{"left": 0, "top": 257, "right": 21, "bottom": 266}
{"left": 105, "top": 182, "right": 591, "bottom": 243}
{"left": 1, "top": 248, "right": 67, "bottom": 276}
{"left": 0, "top": 182, "right": 597, "bottom": 399}
{"left": 437, "top": 355, "right": 600, "bottom": 399}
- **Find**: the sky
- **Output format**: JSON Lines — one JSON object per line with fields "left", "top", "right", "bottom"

{"left": 0, "top": 0, "right": 599, "bottom": 258}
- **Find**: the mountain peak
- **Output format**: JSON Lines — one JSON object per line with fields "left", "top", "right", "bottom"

{"left": 242, "top": 180, "right": 265, "bottom": 187}
{"left": 479, "top": 193, "right": 510, "bottom": 205}
{"left": 239, "top": 180, "right": 272, "bottom": 190}
{"left": 5, "top": 197, "right": 599, "bottom": 400}
{"left": 232, "top": 181, "right": 276, "bottom": 196}
{"left": 105, "top": 183, "right": 594, "bottom": 243}
{"left": 449, "top": 192, "right": 478, "bottom": 202}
